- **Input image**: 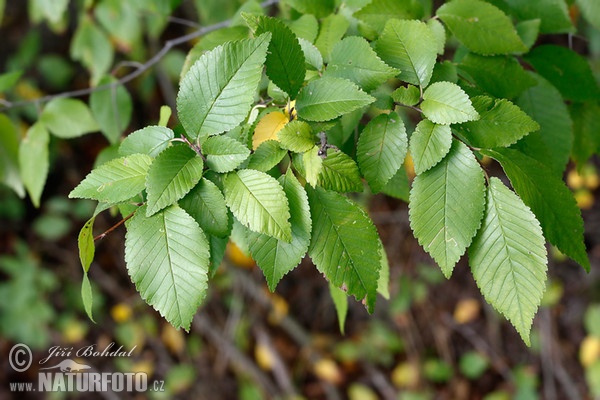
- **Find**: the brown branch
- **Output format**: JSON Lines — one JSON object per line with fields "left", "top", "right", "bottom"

{"left": 94, "top": 211, "right": 136, "bottom": 241}
{"left": 0, "top": 0, "right": 280, "bottom": 112}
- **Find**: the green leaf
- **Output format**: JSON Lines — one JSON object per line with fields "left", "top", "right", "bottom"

{"left": 329, "top": 283, "right": 348, "bottom": 333}
{"left": 81, "top": 272, "right": 95, "bottom": 323}
{"left": 202, "top": 135, "right": 250, "bottom": 173}
{"left": 247, "top": 140, "right": 287, "bottom": 172}
{"left": 324, "top": 36, "right": 399, "bottom": 92}
{"left": 224, "top": 169, "right": 291, "bottom": 241}
{"left": 0, "top": 114, "right": 24, "bottom": 197}
{"left": 421, "top": 82, "right": 479, "bottom": 125}
{"left": 286, "top": 14, "right": 319, "bottom": 43}
{"left": 119, "top": 126, "right": 175, "bottom": 157}
{"left": 516, "top": 19, "right": 541, "bottom": 51}
{"left": 354, "top": 0, "right": 424, "bottom": 33}
{"left": 298, "top": 38, "right": 323, "bottom": 70}
{"left": 428, "top": 18, "right": 446, "bottom": 55}
{"left": 468, "top": 178, "right": 547, "bottom": 345}
{"left": 158, "top": 106, "right": 172, "bottom": 127}
{"left": 456, "top": 96, "right": 539, "bottom": 149}
{"left": 179, "top": 178, "right": 230, "bottom": 237}
{"left": 78, "top": 216, "right": 96, "bottom": 273}
{"left": 482, "top": 148, "right": 590, "bottom": 271}
{"left": 570, "top": 102, "right": 600, "bottom": 165}
{"left": 0, "top": 70, "right": 22, "bottom": 93}
{"left": 576, "top": 0, "right": 600, "bottom": 30}
{"left": 296, "top": 146, "right": 323, "bottom": 187}
{"left": 247, "top": 171, "right": 311, "bottom": 291}
{"left": 357, "top": 112, "right": 408, "bottom": 192}
{"left": 181, "top": 26, "right": 250, "bottom": 78}
{"left": 90, "top": 76, "right": 133, "bottom": 144}
{"left": 515, "top": 72, "right": 572, "bottom": 175}
{"left": 286, "top": 0, "right": 335, "bottom": 18}
{"left": 524, "top": 45, "right": 600, "bottom": 102}
{"left": 409, "top": 119, "right": 452, "bottom": 175}
{"left": 409, "top": 140, "right": 486, "bottom": 277}
{"left": 18, "top": 123, "right": 49, "bottom": 207}
{"left": 459, "top": 53, "right": 537, "bottom": 99}
{"left": 503, "top": 0, "right": 573, "bottom": 33}
{"left": 295, "top": 77, "right": 375, "bottom": 122}
{"left": 125, "top": 205, "right": 210, "bottom": 330}
{"left": 95, "top": 0, "right": 142, "bottom": 50}
{"left": 437, "top": 0, "right": 527, "bottom": 55}
{"left": 391, "top": 85, "right": 420, "bottom": 106}
{"left": 177, "top": 33, "right": 271, "bottom": 141}
{"left": 319, "top": 149, "right": 363, "bottom": 193}
{"left": 31, "top": 0, "right": 68, "bottom": 24}
{"left": 381, "top": 166, "right": 410, "bottom": 202}
{"left": 307, "top": 186, "right": 381, "bottom": 312}
{"left": 70, "top": 16, "right": 113, "bottom": 85}
{"left": 146, "top": 145, "right": 204, "bottom": 216}
{"left": 278, "top": 120, "right": 316, "bottom": 153}
{"left": 69, "top": 154, "right": 152, "bottom": 202}
{"left": 314, "top": 14, "right": 350, "bottom": 62}
{"left": 375, "top": 19, "right": 437, "bottom": 87}
{"left": 377, "top": 247, "right": 390, "bottom": 299}
{"left": 252, "top": 15, "right": 306, "bottom": 99}
{"left": 208, "top": 235, "right": 228, "bottom": 277}
{"left": 40, "top": 98, "right": 99, "bottom": 139}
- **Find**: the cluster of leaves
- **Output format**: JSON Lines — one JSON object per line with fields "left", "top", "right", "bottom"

{"left": 5, "top": 0, "right": 600, "bottom": 345}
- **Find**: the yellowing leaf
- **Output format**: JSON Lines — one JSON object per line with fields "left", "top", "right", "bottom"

{"left": 313, "top": 358, "right": 343, "bottom": 384}
{"left": 253, "top": 111, "right": 288, "bottom": 149}
{"left": 453, "top": 298, "right": 480, "bottom": 324}
{"left": 111, "top": 303, "right": 133, "bottom": 323}
{"left": 227, "top": 241, "right": 255, "bottom": 269}
{"left": 580, "top": 336, "right": 600, "bottom": 367}
{"left": 161, "top": 323, "right": 186, "bottom": 355}
{"left": 130, "top": 360, "right": 154, "bottom": 376}
{"left": 255, "top": 343, "right": 275, "bottom": 370}
{"left": 268, "top": 293, "right": 289, "bottom": 324}
{"left": 391, "top": 362, "right": 420, "bottom": 388}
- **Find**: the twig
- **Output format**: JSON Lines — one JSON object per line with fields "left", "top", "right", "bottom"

{"left": 214, "top": 284, "right": 244, "bottom": 374}
{"left": 94, "top": 211, "right": 136, "bottom": 241}
{"left": 192, "top": 314, "right": 280, "bottom": 398}
{"left": 539, "top": 308, "right": 583, "bottom": 400}
{"left": 0, "top": 0, "right": 281, "bottom": 112}
{"left": 232, "top": 268, "right": 343, "bottom": 400}
{"left": 540, "top": 308, "right": 558, "bottom": 400}
{"left": 441, "top": 313, "right": 513, "bottom": 382}
{"left": 254, "top": 324, "right": 297, "bottom": 396}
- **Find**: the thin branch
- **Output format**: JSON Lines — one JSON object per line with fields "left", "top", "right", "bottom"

{"left": 192, "top": 314, "right": 280, "bottom": 397}
{"left": 94, "top": 211, "right": 136, "bottom": 241}
{"left": 0, "top": 0, "right": 281, "bottom": 112}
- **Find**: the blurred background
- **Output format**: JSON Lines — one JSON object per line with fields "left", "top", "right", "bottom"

{"left": 1, "top": 0, "right": 600, "bottom": 399}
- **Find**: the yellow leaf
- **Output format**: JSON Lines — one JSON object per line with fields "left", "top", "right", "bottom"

{"left": 161, "top": 323, "right": 186, "bottom": 355}
{"left": 284, "top": 100, "right": 297, "bottom": 120}
{"left": 580, "top": 336, "right": 600, "bottom": 367}
{"left": 255, "top": 343, "right": 274, "bottom": 371}
{"left": 130, "top": 360, "right": 154, "bottom": 377}
{"left": 575, "top": 189, "right": 594, "bottom": 210}
{"left": 227, "top": 241, "right": 255, "bottom": 269}
{"left": 111, "top": 303, "right": 133, "bottom": 323}
{"left": 391, "top": 362, "right": 419, "bottom": 388}
{"left": 253, "top": 111, "right": 288, "bottom": 150}
{"left": 453, "top": 298, "right": 480, "bottom": 324}
{"left": 268, "top": 293, "right": 289, "bottom": 324}
{"left": 313, "top": 358, "right": 343, "bottom": 384}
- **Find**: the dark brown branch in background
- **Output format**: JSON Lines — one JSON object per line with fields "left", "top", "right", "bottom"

{"left": 0, "top": 0, "right": 280, "bottom": 112}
